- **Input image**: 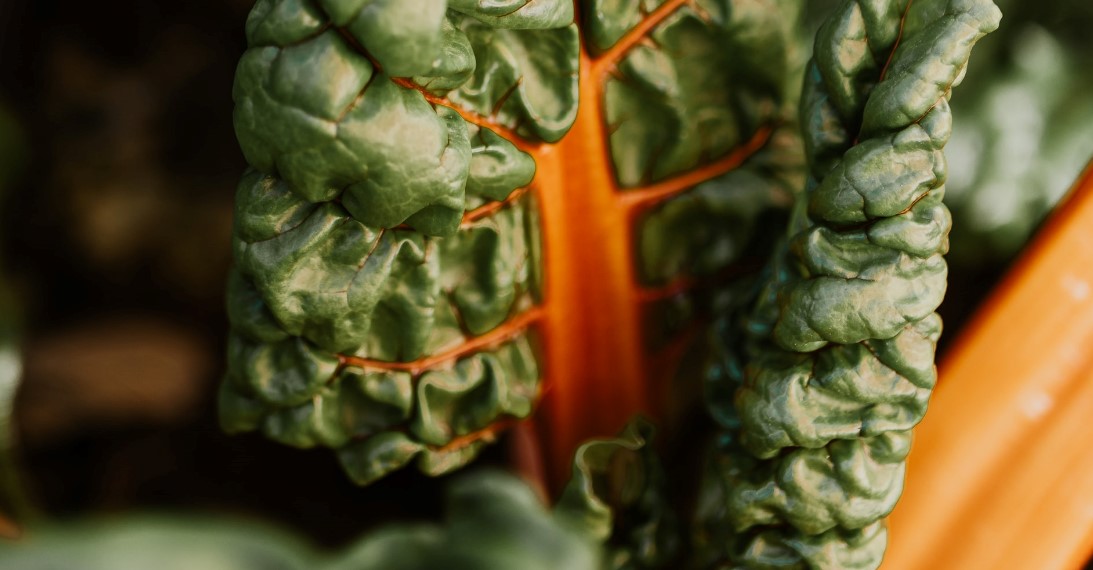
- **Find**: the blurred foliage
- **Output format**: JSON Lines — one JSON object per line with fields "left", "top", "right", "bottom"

{"left": 0, "top": 420, "right": 680, "bottom": 569}
{"left": 0, "top": 516, "right": 312, "bottom": 570}
{"left": 926, "top": 0, "right": 1093, "bottom": 343}
{"left": 0, "top": 0, "right": 467, "bottom": 546}
{"left": 0, "top": 474, "right": 598, "bottom": 570}
{"left": 946, "top": 0, "right": 1093, "bottom": 264}
{"left": 556, "top": 420, "right": 678, "bottom": 569}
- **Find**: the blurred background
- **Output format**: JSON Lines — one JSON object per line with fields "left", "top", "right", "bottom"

{"left": 0, "top": 0, "right": 1090, "bottom": 560}
{"left": 0, "top": 0, "right": 459, "bottom": 548}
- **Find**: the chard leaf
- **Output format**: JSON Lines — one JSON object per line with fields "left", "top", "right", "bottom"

{"left": 597, "top": 0, "right": 801, "bottom": 187}
{"left": 556, "top": 419, "right": 679, "bottom": 570}
{"left": 226, "top": 0, "right": 568, "bottom": 485}
{"left": 697, "top": 1, "right": 1001, "bottom": 568}
{"left": 446, "top": 20, "right": 580, "bottom": 143}
{"left": 233, "top": 0, "right": 557, "bottom": 236}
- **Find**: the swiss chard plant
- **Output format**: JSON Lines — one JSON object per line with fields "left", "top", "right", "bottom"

{"left": 214, "top": 0, "right": 1000, "bottom": 568}
{"left": 210, "top": 0, "right": 1001, "bottom": 563}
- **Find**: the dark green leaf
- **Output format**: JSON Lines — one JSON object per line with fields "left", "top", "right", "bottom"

{"left": 697, "top": 1, "right": 1000, "bottom": 567}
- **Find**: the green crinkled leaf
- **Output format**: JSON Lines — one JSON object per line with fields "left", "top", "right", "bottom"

{"left": 449, "top": 0, "right": 574, "bottom": 29}
{"left": 226, "top": 268, "right": 291, "bottom": 344}
{"left": 226, "top": 0, "right": 577, "bottom": 485}
{"left": 860, "top": 0, "right": 1002, "bottom": 138}
{"left": 556, "top": 419, "right": 678, "bottom": 570}
{"left": 226, "top": 157, "right": 540, "bottom": 483}
{"left": 448, "top": 20, "right": 580, "bottom": 143}
{"left": 603, "top": 0, "right": 802, "bottom": 187}
{"left": 412, "top": 339, "right": 539, "bottom": 446}
{"left": 774, "top": 238, "right": 948, "bottom": 352}
{"left": 325, "top": 0, "right": 449, "bottom": 78}
{"left": 465, "top": 123, "right": 536, "bottom": 203}
{"left": 222, "top": 335, "right": 541, "bottom": 483}
{"left": 736, "top": 315, "right": 939, "bottom": 458}
{"left": 261, "top": 385, "right": 348, "bottom": 448}
{"left": 234, "top": 35, "right": 471, "bottom": 234}
{"left": 696, "top": 425, "right": 906, "bottom": 568}
{"left": 339, "top": 369, "right": 415, "bottom": 434}
{"left": 226, "top": 333, "right": 338, "bottom": 407}
{"left": 439, "top": 202, "right": 537, "bottom": 334}
{"left": 231, "top": 171, "right": 536, "bottom": 361}
{"left": 245, "top": 0, "right": 326, "bottom": 48}
{"left": 808, "top": 121, "right": 949, "bottom": 225}
{"left": 722, "top": 431, "right": 911, "bottom": 535}
{"left": 414, "top": 440, "right": 487, "bottom": 477}
{"left": 811, "top": 1, "right": 904, "bottom": 132}
{"left": 253, "top": 367, "right": 416, "bottom": 450}
{"left": 734, "top": 523, "right": 888, "bottom": 570}
{"left": 800, "top": 64, "right": 852, "bottom": 180}
{"left": 413, "top": 17, "right": 477, "bottom": 92}
{"left": 581, "top": 0, "right": 669, "bottom": 53}
{"left": 337, "top": 432, "right": 425, "bottom": 486}
{"left": 697, "top": 1, "right": 1000, "bottom": 568}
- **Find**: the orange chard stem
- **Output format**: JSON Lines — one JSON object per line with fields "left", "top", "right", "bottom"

{"left": 533, "top": 44, "right": 653, "bottom": 490}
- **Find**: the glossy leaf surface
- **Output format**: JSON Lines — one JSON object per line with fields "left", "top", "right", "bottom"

{"left": 224, "top": 0, "right": 803, "bottom": 487}
{"left": 696, "top": 1, "right": 999, "bottom": 568}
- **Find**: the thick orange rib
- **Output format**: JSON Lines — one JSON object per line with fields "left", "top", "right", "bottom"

{"left": 530, "top": 5, "right": 779, "bottom": 486}
{"left": 884, "top": 160, "right": 1093, "bottom": 569}
{"left": 534, "top": 44, "right": 652, "bottom": 488}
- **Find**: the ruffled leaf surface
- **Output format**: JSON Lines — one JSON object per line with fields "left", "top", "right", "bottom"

{"left": 696, "top": 1, "right": 1000, "bottom": 568}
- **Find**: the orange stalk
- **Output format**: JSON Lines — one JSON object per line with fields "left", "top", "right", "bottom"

{"left": 884, "top": 160, "right": 1093, "bottom": 569}
{"left": 534, "top": 46, "right": 652, "bottom": 489}
{"left": 530, "top": 2, "right": 775, "bottom": 489}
